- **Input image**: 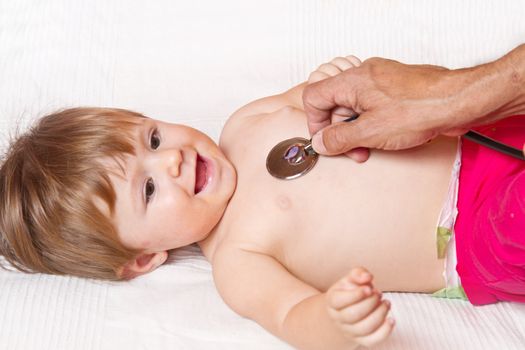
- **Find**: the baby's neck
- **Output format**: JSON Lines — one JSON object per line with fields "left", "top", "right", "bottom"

{"left": 197, "top": 217, "right": 228, "bottom": 262}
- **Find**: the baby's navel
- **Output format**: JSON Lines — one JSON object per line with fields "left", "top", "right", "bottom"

{"left": 275, "top": 194, "right": 292, "bottom": 211}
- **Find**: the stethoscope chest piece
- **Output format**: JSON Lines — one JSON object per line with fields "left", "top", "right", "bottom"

{"left": 266, "top": 137, "right": 319, "bottom": 180}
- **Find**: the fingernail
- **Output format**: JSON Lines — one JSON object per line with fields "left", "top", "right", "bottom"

{"left": 361, "top": 272, "right": 371, "bottom": 280}
{"left": 384, "top": 300, "right": 391, "bottom": 307}
{"left": 311, "top": 132, "right": 326, "bottom": 153}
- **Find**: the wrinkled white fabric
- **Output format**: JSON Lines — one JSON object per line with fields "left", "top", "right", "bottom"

{"left": 1, "top": 1, "right": 525, "bottom": 349}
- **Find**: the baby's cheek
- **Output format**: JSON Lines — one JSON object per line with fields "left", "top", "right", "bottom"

{"left": 139, "top": 238, "right": 152, "bottom": 249}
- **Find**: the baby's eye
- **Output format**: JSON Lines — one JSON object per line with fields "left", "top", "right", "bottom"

{"left": 145, "top": 178, "right": 155, "bottom": 203}
{"left": 150, "top": 129, "right": 161, "bottom": 150}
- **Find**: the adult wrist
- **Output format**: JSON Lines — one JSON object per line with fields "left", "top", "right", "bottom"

{"left": 446, "top": 63, "right": 501, "bottom": 127}
{"left": 504, "top": 44, "right": 525, "bottom": 94}
{"left": 448, "top": 45, "right": 525, "bottom": 128}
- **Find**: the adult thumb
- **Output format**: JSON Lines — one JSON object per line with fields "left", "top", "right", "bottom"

{"left": 311, "top": 118, "right": 364, "bottom": 156}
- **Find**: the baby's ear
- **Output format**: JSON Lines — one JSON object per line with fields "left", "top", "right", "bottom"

{"left": 118, "top": 251, "right": 168, "bottom": 279}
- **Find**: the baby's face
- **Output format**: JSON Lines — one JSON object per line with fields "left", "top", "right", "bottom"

{"left": 107, "top": 117, "right": 236, "bottom": 253}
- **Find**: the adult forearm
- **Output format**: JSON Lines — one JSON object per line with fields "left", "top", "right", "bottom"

{"left": 281, "top": 293, "right": 357, "bottom": 350}
{"left": 450, "top": 44, "right": 525, "bottom": 127}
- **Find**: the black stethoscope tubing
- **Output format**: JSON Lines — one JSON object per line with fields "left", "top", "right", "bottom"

{"left": 339, "top": 115, "right": 525, "bottom": 161}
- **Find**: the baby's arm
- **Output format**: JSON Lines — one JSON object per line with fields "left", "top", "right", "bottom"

{"left": 228, "top": 55, "right": 361, "bottom": 121}
{"left": 212, "top": 248, "right": 393, "bottom": 350}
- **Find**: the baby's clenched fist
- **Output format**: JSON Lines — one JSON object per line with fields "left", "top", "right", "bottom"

{"left": 326, "top": 267, "right": 395, "bottom": 348}
{"left": 308, "top": 55, "right": 361, "bottom": 84}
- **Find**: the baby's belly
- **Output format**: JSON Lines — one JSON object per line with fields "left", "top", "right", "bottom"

{"left": 277, "top": 207, "right": 448, "bottom": 293}
{"left": 221, "top": 108, "right": 458, "bottom": 292}
{"left": 280, "top": 141, "right": 457, "bottom": 292}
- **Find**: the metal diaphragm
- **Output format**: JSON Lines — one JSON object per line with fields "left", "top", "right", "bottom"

{"left": 266, "top": 137, "right": 319, "bottom": 180}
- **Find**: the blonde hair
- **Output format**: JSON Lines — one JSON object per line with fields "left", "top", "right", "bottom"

{"left": 0, "top": 107, "right": 146, "bottom": 280}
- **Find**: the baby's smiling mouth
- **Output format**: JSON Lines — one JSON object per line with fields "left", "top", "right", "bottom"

{"left": 194, "top": 155, "right": 208, "bottom": 194}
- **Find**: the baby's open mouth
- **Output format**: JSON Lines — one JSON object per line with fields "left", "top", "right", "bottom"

{"left": 194, "top": 155, "right": 208, "bottom": 194}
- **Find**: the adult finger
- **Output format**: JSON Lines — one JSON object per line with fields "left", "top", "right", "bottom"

{"left": 331, "top": 106, "right": 357, "bottom": 122}
{"left": 302, "top": 79, "right": 338, "bottom": 136}
{"left": 441, "top": 127, "right": 470, "bottom": 137}
{"left": 311, "top": 116, "right": 371, "bottom": 155}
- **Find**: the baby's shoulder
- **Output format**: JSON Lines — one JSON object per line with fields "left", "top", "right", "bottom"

{"left": 228, "top": 83, "right": 305, "bottom": 122}
{"left": 220, "top": 83, "right": 306, "bottom": 143}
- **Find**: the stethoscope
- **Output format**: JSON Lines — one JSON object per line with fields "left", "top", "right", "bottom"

{"left": 266, "top": 115, "right": 525, "bottom": 180}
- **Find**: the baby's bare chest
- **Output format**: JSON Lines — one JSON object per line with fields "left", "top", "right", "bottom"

{"left": 217, "top": 108, "right": 456, "bottom": 291}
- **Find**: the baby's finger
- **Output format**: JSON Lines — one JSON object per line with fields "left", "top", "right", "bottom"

{"left": 348, "top": 267, "right": 373, "bottom": 285}
{"left": 330, "top": 57, "right": 355, "bottom": 71}
{"left": 345, "top": 55, "right": 362, "bottom": 67}
{"left": 337, "top": 292, "right": 381, "bottom": 324}
{"left": 317, "top": 63, "right": 342, "bottom": 76}
{"left": 335, "top": 268, "right": 372, "bottom": 291}
{"left": 342, "top": 299, "right": 391, "bottom": 336}
{"left": 344, "top": 147, "right": 370, "bottom": 163}
{"left": 308, "top": 71, "right": 331, "bottom": 84}
{"left": 328, "top": 286, "right": 372, "bottom": 310}
{"left": 354, "top": 318, "right": 396, "bottom": 348}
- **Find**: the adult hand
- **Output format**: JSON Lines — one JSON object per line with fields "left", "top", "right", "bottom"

{"left": 303, "top": 45, "right": 525, "bottom": 162}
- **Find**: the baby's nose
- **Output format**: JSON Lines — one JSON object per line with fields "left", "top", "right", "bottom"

{"left": 164, "top": 149, "right": 182, "bottom": 177}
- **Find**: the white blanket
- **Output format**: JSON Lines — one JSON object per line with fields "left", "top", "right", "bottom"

{"left": 1, "top": 1, "right": 525, "bottom": 349}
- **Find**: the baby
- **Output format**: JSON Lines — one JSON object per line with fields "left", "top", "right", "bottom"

{"left": 1, "top": 56, "right": 524, "bottom": 349}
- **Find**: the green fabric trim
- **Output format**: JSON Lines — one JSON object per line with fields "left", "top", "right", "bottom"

{"left": 436, "top": 226, "right": 452, "bottom": 259}
{"left": 432, "top": 286, "right": 468, "bottom": 301}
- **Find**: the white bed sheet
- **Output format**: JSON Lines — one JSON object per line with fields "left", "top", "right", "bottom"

{"left": 1, "top": 1, "right": 525, "bottom": 349}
